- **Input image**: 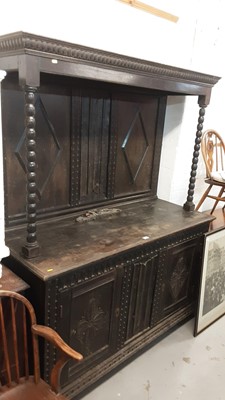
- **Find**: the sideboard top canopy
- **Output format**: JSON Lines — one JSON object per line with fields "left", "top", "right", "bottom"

{"left": 0, "top": 31, "right": 220, "bottom": 101}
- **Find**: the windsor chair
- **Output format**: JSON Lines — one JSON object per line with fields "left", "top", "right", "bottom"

{"left": 195, "top": 129, "right": 225, "bottom": 214}
{"left": 0, "top": 290, "right": 83, "bottom": 399}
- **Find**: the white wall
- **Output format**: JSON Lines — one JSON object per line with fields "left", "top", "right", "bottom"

{"left": 0, "top": 0, "right": 224, "bottom": 259}
{"left": 186, "top": 0, "right": 225, "bottom": 211}
{"left": 0, "top": 0, "right": 199, "bottom": 68}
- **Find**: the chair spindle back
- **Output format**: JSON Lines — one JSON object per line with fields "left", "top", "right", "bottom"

{"left": 0, "top": 290, "right": 40, "bottom": 387}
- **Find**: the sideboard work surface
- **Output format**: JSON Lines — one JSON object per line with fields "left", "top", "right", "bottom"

{"left": 0, "top": 32, "right": 218, "bottom": 399}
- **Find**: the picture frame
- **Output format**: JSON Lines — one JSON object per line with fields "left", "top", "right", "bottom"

{"left": 195, "top": 226, "right": 225, "bottom": 336}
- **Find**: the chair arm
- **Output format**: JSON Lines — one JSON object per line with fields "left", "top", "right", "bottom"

{"left": 32, "top": 324, "right": 83, "bottom": 393}
{"left": 32, "top": 324, "right": 83, "bottom": 361}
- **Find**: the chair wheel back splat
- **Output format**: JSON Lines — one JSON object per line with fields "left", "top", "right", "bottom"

{"left": 196, "top": 129, "right": 225, "bottom": 214}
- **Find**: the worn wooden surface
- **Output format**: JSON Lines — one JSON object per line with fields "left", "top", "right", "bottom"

{"left": 0, "top": 265, "right": 29, "bottom": 292}
{"left": 5, "top": 198, "right": 213, "bottom": 280}
{"left": 0, "top": 378, "right": 66, "bottom": 400}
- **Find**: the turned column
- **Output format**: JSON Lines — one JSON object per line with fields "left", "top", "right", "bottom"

{"left": 22, "top": 86, "right": 40, "bottom": 258}
{"left": 183, "top": 98, "right": 207, "bottom": 211}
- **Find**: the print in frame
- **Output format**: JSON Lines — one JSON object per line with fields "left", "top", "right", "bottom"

{"left": 195, "top": 227, "right": 225, "bottom": 335}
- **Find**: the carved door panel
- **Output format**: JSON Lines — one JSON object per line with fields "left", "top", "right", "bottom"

{"left": 117, "top": 253, "right": 158, "bottom": 348}
{"left": 59, "top": 267, "right": 123, "bottom": 386}
{"left": 151, "top": 237, "right": 202, "bottom": 326}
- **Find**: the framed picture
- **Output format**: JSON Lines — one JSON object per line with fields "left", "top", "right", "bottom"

{"left": 195, "top": 227, "right": 225, "bottom": 335}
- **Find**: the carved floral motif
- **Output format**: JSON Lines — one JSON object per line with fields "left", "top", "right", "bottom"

{"left": 73, "top": 297, "right": 109, "bottom": 354}
{"left": 169, "top": 256, "right": 188, "bottom": 300}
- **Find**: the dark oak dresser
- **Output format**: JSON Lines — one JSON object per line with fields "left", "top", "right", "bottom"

{"left": 0, "top": 32, "right": 220, "bottom": 398}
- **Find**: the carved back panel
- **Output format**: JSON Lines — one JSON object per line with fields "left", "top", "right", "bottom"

{"left": 2, "top": 73, "right": 166, "bottom": 226}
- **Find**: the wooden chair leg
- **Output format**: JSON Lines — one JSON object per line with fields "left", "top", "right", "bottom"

{"left": 195, "top": 184, "right": 213, "bottom": 211}
{"left": 211, "top": 187, "right": 225, "bottom": 214}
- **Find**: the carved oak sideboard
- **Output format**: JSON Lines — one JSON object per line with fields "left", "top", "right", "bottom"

{"left": 0, "top": 32, "right": 219, "bottom": 398}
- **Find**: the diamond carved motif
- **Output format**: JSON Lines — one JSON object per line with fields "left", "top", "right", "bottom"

{"left": 15, "top": 96, "right": 61, "bottom": 200}
{"left": 122, "top": 110, "right": 149, "bottom": 183}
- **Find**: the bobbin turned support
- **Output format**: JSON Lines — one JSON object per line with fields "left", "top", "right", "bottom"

{"left": 22, "top": 86, "right": 40, "bottom": 258}
{"left": 183, "top": 95, "right": 209, "bottom": 212}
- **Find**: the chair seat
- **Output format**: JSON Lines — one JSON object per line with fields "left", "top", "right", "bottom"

{"left": 0, "top": 377, "right": 66, "bottom": 400}
{"left": 205, "top": 178, "right": 225, "bottom": 187}
{"left": 210, "top": 170, "right": 225, "bottom": 183}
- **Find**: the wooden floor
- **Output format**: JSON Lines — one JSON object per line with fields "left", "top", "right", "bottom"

{"left": 209, "top": 207, "right": 225, "bottom": 231}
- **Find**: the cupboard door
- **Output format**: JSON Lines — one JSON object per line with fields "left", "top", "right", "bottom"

{"left": 151, "top": 237, "right": 202, "bottom": 326}
{"left": 59, "top": 267, "right": 122, "bottom": 386}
